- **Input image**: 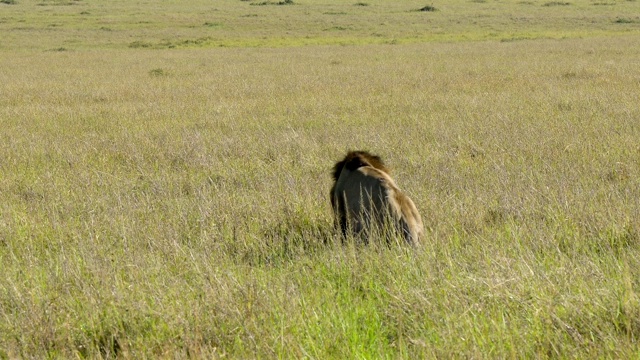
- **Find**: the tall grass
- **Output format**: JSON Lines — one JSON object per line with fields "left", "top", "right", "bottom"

{"left": 1, "top": 0, "right": 640, "bottom": 357}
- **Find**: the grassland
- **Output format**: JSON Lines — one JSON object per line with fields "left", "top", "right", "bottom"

{"left": 2, "top": 0, "right": 640, "bottom": 49}
{"left": 1, "top": 0, "right": 640, "bottom": 358}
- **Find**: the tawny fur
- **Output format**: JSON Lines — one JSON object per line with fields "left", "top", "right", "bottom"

{"left": 330, "top": 151, "right": 423, "bottom": 246}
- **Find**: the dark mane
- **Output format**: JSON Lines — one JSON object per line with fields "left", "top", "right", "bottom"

{"left": 332, "top": 151, "right": 389, "bottom": 181}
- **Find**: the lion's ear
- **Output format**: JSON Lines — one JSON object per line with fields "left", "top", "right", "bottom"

{"left": 362, "top": 153, "right": 388, "bottom": 173}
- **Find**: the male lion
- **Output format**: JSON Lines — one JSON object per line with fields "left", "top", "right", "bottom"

{"left": 330, "top": 151, "right": 423, "bottom": 246}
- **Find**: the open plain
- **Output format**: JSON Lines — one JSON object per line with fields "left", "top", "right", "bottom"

{"left": 1, "top": 0, "right": 640, "bottom": 357}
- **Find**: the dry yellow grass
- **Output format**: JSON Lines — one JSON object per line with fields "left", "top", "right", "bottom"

{"left": 1, "top": 0, "right": 640, "bottom": 357}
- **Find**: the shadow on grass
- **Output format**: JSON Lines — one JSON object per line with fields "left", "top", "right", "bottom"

{"left": 218, "top": 210, "right": 337, "bottom": 267}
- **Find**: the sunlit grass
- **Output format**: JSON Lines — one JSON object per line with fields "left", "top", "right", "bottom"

{"left": 1, "top": 0, "right": 640, "bottom": 357}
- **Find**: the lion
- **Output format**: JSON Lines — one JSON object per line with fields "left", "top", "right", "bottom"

{"left": 330, "top": 151, "right": 424, "bottom": 246}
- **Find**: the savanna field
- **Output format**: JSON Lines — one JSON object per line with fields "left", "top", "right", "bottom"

{"left": 1, "top": 0, "right": 640, "bottom": 357}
